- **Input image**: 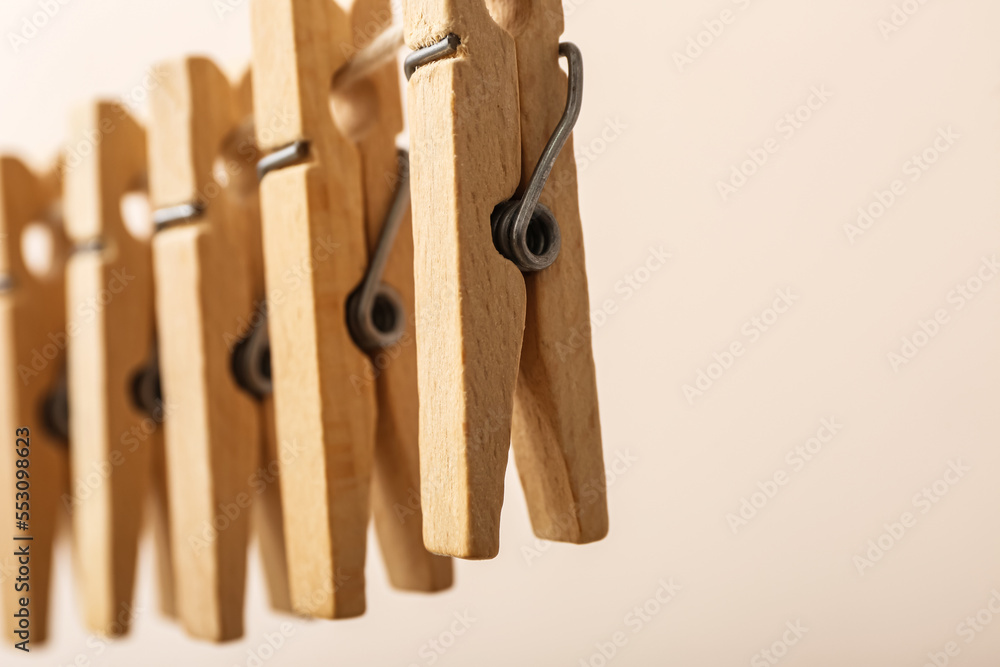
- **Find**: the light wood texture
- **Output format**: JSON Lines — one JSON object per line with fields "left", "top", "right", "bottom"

{"left": 251, "top": 0, "right": 377, "bottom": 617}
{"left": 148, "top": 57, "right": 291, "bottom": 641}
{"left": 233, "top": 69, "right": 294, "bottom": 615}
{"left": 404, "top": 0, "right": 527, "bottom": 559}
{"left": 0, "top": 157, "right": 68, "bottom": 646}
{"left": 254, "top": 396, "right": 292, "bottom": 612}
{"left": 63, "top": 102, "right": 158, "bottom": 636}
{"left": 148, "top": 428, "right": 176, "bottom": 618}
{"left": 343, "top": 0, "right": 453, "bottom": 591}
{"left": 499, "top": 0, "right": 608, "bottom": 544}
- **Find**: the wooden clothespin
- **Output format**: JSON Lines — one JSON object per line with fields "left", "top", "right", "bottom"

{"left": 251, "top": 0, "right": 451, "bottom": 617}
{"left": 340, "top": 0, "right": 454, "bottom": 594}
{"left": 147, "top": 57, "right": 291, "bottom": 641}
{"left": 63, "top": 102, "right": 172, "bottom": 635}
{"left": 403, "top": 0, "right": 608, "bottom": 558}
{"left": 0, "top": 157, "right": 68, "bottom": 647}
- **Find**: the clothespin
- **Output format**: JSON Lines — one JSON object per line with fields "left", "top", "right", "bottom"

{"left": 63, "top": 102, "right": 171, "bottom": 635}
{"left": 341, "top": 0, "right": 453, "bottom": 594}
{"left": 251, "top": 0, "right": 451, "bottom": 617}
{"left": 0, "top": 156, "right": 68, "bottom": 646}
{"left": 147, "top": 58, "right": 291, "bottom": 641}
{"left": 403, "top": 0, "right": 608, "bottom": 558}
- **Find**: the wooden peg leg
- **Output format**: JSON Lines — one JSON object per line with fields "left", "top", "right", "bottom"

{"left": 254, "top": 396, "right": 292, "bottom": 612}
{"left": 0, "top": 157, "right": 69, "bottom": 646}
{"left": 257, "top": 163, "right": 376, "bottom": 616}
{"left": 502, "top": 0, "right": 609, "bottom": 544}
{"left": 149, "top": 57, "right": 284, "bottom": 640}
{"left": 152, "top": 223, "right": 258, "bottom": 641}
{"left": 405, "top": 0, "right": 527, "bottom": 559}
{"left": 148, "top": 431, "right": 176, "bottom": 618}
{"left": 64, "top": 102, "right": 157, "bottom": 636}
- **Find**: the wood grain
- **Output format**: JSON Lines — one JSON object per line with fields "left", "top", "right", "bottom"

{"left": 64, "top": 102, "right": 158, "bottom": 636}
{"left": 404, "top": 0, "right": 527, "bottom": 559}
{"left": 148, "top": 424, "right": 176, "bottom": 618}
{"left": 343, "top": 0, "right": 453, "bottom": 591}
{"left": 0, "top": 157, "right": 68, "bottom": 646}
{"left": 498, "top": 0, "right": 609, "bottom": 544}
{"left": 251, "top": 0, "right": 377, "bottom": 617}
{"left": 255, "top": 394, "right": 292, "bottom": 612}
{"left": 148, "top": 57, "right": 293, "bottom": 641}
{"left": 236, "top": 67, "right": 294, "bottom": 616}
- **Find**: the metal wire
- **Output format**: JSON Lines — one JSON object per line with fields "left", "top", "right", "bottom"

{"left": 404, "top": 34, "right": 461, "bottom": 81}
{"left": 153, "top": 202, "right": 205, "bottom": 232}
{"left": 257, "top": 141, "right": 310, "bottom": 181}
{"left": 346, "top": 150, "right": 410, "bottom": 352}
{"left": 42, "top": 371, "right": 69, "bottom": 442}
{"left": 491, "top": 42, "right": 583, "bottom": 272}
{"left": 131, "top": 346, "right": 163, "bottom": 419}
{"left": 232, "top": 313, "right": 272, "bottom": 399}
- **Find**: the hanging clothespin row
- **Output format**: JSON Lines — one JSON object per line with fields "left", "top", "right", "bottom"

{"left": 147, "top": 58, "right": 292, "bottom": 642}
{"left": 0, "top": 157, "right": 68, "bottom": 647}
{"left": 251, "top": 0, "right": 452, "bottom": 617}
{"left": 63, "top": 102, "right": 174, "bottom": 635}
{"left": 403, "top": 0, "right": 608, "bottom": 558}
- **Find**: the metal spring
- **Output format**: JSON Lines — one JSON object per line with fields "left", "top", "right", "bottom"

{"left": 346, "top": 150, "right": 411, "bottom": 353}
{"left": 406, "top": 36, "right": 585, "bottom": 274}
{"left": 231, "top": 313, "right": 272, "bottom": 399}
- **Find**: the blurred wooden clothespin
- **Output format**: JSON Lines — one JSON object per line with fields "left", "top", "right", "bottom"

{"left": 147, "top": 57, "right": 292, "bottom": 641}
{"left": 63, "top": 102, "right": 173, "bottom": 635}
{"left": 0, "top": 156, "right": 68, "bottom": 648}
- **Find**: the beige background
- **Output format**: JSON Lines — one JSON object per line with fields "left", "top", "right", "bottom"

{"left": 2, "top": 0, "right": 1000, "bottom": 665}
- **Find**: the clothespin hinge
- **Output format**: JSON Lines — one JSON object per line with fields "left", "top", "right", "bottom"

{"left": 407, "top": 38, "right": 586, "bottom": 274}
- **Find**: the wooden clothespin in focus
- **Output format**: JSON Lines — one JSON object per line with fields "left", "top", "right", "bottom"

{"left": 63, "top": 102, "right": 173, "bottom": 635}
{"left": 251, "top": 0, "right": 451, "bottom": 617}
{"left": 403, "top": 0, "right": 608, "bottom": 558}
{"left": 147, "top": 57, "right": 291, "bottom": 641}
{"left": 0, "top": 157, "right": 68, "bottom": 647}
